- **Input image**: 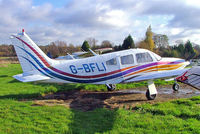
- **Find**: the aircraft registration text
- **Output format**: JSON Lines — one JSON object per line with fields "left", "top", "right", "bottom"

{"left": 69, "top": 62, "right": 106, "bottom": 74}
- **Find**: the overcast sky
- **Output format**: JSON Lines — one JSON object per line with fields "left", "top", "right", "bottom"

{"left": 1, "top": 0, "right": 200, "bottom": 46}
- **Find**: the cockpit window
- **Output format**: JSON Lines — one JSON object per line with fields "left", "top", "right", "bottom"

{"left": 120, "top": 54, "right": 134, "bottom": 65}
{"left": 136, "top": 52, "right": 153, "bottom": 63}
{"left": 106, "top": 58, "right": 117, "bottom": 65}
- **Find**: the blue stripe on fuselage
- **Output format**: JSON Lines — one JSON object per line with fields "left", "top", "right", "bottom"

{"left": 17, "top": 46, "right": 124, "bottom": 83}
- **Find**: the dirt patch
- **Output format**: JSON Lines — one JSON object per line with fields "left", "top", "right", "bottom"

{"left": 33, "top": 84, "right": 200, "bottom": 111}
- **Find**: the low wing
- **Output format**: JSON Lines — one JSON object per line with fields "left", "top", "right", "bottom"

{"left": 176, "top": 66, "right": 200, "bottom": 89}
{"left": 125, "top": 69, "right": 189, "bottom": 83}
{"left": 13, "top": 74, "right": 51, "bottom": 82}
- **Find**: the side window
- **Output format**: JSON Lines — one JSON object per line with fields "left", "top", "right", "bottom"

{"left": 106, "top": 58, "right": 117, "bottom": 65}
{"left": 120, "top": 54, "right": 134, "bottom": 65}
{"left": 136, "top": 52, "right": 153, "bottom": 63}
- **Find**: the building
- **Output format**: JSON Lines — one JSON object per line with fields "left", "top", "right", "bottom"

{"left": 95, "top": 47, "right": 113, "bottom": 54}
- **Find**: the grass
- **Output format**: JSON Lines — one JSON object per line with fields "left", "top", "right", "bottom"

{"left": 0, "top": 63, "right": 199, "bottom": 133}
{"left": 0, "top": 97, "right": 200, "bottom": 133}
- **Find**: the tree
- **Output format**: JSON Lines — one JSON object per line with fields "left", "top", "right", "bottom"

{"left": 177, "top": 43, "right": 185, "bottom": 58}
{"left": 163, "top": 35, "right": 169, "bottom": 43}
{"left": 184, "top": 40, "right": 195, "bottom": 59}
{"left": 86, "top": 38, "right": 98, "bottom": 49}
{"left": 81, "top": 40, "right": 90, "bottom": 51}
{"left": 194, "top": 45, "right": 200, "bottom": 58}
{"left": 47, "top": 42, "right": 59, "bottom": 58}
{"left": 0, "top": 45, "right": 16, "bottom": 57}
{"left": 137, "top": 41, "right": 149, "bottom": 49}
{"left": 122, "top": 34, "right": 135, "bottom": 49}
{"left": 145, "top": 25, "right": 155, "bottom": 51}
{"left": 101, "top": 40, "right": 113, "bottom": 48}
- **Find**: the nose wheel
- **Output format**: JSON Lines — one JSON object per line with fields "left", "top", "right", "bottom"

{"left": 106, "top": 84, "right": 116, "bottom": 91}
{"left": 172, "top": 83, "right": 180, "bottom": 91}
{"left": 146, "top": 90, "right": 157, "bottom": 100}
{"left": 146, "top": 80, "right": 158, "bottom": 100}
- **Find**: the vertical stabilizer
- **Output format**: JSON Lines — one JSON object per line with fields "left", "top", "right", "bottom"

{"left": 10, "top": 29, "right": 53, "bottom": 76}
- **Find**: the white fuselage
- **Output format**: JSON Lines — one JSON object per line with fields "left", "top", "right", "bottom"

{"left": 41, "top": 49, "right": 189, "bottom": 84}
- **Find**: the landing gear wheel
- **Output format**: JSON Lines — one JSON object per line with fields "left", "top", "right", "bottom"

{"left": 107, "top": 84, "right": 116, "bottom": 91}
{"left": 146, "top": 90, "right": 156, "bottom": 100}
{"left": 173, "top": 83, "right": 180, "bottom": 91}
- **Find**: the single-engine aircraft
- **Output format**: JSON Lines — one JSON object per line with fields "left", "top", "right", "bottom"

{"left": 10, "top": 30, "right": 190, "bottom": 100}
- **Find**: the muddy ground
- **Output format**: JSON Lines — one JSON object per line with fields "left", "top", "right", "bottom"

{"left": 33, "top": 84, "right": 200, "bottom": 111}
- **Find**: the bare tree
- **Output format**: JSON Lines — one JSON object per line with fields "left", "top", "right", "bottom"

{"left": 86, "top": 37, "right": 98, "bottom": 49}
{"left": 101, "top": 40, "right": 113, "bottom": 48}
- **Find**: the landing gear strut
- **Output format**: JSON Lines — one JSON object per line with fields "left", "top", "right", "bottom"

{"left": 146, "top": 80, "right": 158, "bottom": 100}
{"left": 106, "top": 84, "right": 116, "bottom": 91}
{"left": 172, "top": 83, "right": 180, "bottom": 91}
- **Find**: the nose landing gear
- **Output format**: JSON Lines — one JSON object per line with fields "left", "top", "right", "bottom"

{"left": 146, "top": 80, "right": 158, "bottom": 100}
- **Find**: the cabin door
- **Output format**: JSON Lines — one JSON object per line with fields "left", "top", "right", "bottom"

{"left": 104, "top": 55, "right": 122, "bottom": 84}
{"left": 119, "top": 54, "right": 135, "bottom": 82}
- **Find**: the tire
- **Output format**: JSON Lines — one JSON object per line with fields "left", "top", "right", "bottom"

{"left": 172, "top": 83, "right": 179, "bottom": 91}
{"left": 107, "top": 84, "right": 116, "bottom": 91}
{"left": 146, "top": 90, "right": 156, "bottom": 100}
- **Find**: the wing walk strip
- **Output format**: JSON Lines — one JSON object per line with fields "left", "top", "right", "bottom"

{"left": 188, "top": 75, "right": 200, "bottom": 86}
{"left": 181, "top": 74, "right": 200, "bottom": 89}
{"left": 15, "top": 36, "right": 184, "bottom": 83}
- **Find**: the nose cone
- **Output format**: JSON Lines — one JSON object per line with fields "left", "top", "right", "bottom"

{"left": 184, "top": 61, "right": 190, "bottom": 66}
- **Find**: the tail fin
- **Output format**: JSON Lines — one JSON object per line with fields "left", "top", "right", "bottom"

{"left": 10, "top": 29, "right": 53, "bottom": 79}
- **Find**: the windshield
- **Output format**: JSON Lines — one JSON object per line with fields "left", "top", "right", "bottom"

{"left": 151, "top": 52, "right": 162, "bottom": 61}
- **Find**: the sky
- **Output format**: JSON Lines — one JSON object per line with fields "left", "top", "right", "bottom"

{"left": 1, "top": 0, "right": 200, "bottom": 46}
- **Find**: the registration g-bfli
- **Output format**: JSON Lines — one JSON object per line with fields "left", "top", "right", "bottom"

{"left": 69, "top": 62, "right": 106, "bottom": 74}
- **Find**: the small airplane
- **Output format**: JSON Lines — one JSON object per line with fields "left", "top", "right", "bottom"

{"left": 56, "top": 51, "right": 87, "bottom": 60}
{"left": 10, "top": 29, "right": 190, "bottom": 100}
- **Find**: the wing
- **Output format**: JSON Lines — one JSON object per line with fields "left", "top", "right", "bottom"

{"left": 176, "top": 66, "right": 200, "bottom": 89}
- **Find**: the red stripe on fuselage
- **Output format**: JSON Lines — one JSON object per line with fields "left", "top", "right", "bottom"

{"left": 50, "top": 65, "right": 135, "bottom": 78}
{"left": 14, "top": 36, "right": 135, "bottom": 78}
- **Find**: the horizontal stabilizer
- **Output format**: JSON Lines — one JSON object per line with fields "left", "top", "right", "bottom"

{"left": 13, "top": 74, "right": 50, "bottom": 82}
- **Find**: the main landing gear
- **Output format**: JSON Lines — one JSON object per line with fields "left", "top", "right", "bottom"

{"left": 172, "top": 83, "right": 180, "bottom": 91}
{"left": 106, "top": 84, "right": 116, "bottom": 91}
